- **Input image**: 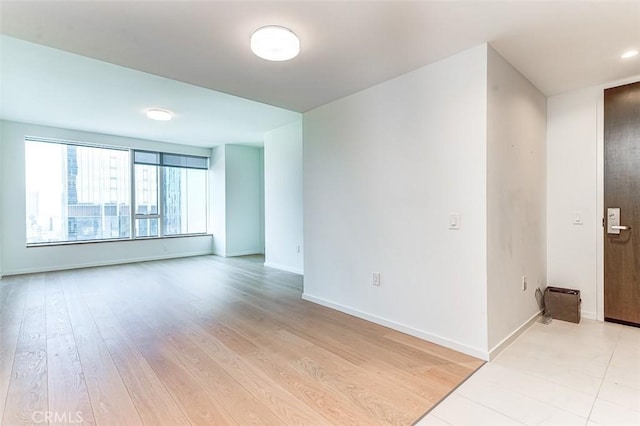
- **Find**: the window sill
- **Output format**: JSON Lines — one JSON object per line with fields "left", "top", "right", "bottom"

{"left": 26, "top": 233, "right": 212, "bottom": 248}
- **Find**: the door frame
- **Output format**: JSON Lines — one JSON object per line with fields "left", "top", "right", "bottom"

{"left": 596, "top": 76, "right": 640, "bottom": 322}
{"left": 597, "top": 86, "right": 604, "bottom": 322}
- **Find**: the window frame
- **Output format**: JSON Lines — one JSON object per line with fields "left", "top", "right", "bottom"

{"left": 133, "top": 150, "right": 209, "bottom": 239}
{"left": 24, "top": 137, "right": 209, "bottom": 247}
{"left": 133, "top": 161, "right": 162, "bottom": 238}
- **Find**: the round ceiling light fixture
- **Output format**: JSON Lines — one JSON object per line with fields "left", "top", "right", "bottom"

{"left": 251, "top": 25, "right": 300, "bottom": 61}
{"left": 145, "top": 108, "right": 173, "bottom": 121}
{"left": 621, "top": 49, "right": 639, "bottom": 59}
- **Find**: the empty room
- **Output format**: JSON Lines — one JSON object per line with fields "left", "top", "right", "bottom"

{"left": 1, "top": 1, "right": 639, "bottom": 425}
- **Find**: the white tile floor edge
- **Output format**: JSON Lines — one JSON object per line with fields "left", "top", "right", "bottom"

{"left": 416, "top": 319, "right": 640, "bottom": 426}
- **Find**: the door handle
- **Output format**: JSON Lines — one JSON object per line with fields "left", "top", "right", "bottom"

{"left": 607, "top": 208, "right": 631, "bottom": 234}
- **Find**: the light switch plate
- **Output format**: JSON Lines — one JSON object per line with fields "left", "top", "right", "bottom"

{"left": 372, "top": 272, "right": 381, "bottom": 286}
{"left": 573, "top": 212, "right": 583, "bottom": 225}
{"left": 449, "top": 214, "right": 461, "bottom": 230}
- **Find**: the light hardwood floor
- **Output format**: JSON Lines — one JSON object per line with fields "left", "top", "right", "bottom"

{"left": 0, "top": 255, "right": 483, "bottom": 425}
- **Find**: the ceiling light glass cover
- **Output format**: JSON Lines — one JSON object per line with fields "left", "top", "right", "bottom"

{"left": 251, "top": 25, "right": 300, "bottom": 61}
{"left": 145, "top": 108, "right": 173, "bottom": 121}
{"left": 621, "top": 49, "right": 639, "bottom": 59}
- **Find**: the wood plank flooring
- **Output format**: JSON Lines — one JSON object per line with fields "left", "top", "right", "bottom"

{"left": 0, "top": 255, "right": 483, "bottom": 425}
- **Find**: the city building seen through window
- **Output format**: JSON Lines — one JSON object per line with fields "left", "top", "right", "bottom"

{"left": 25, "top": 138, "right": 208, "bottom": 245}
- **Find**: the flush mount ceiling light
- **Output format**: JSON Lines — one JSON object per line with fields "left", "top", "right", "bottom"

{"left": 251, "top": 25, "right": 300, "bottom": 61}
{"left": 145, "top": 108, "right": 173, "bottom": 121}
{"left": 621, "top": 49, "right": 639, "bottom": 59}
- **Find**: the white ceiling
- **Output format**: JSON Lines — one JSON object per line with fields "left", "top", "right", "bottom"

{"left": 0, "top": 36, "right": 300, "bottom": 147}
{"left": 1, "top": 0, "right": 639, "bottom": 144}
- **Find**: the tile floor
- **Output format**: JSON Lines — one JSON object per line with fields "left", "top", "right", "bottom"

{"left": 416, "top": 319, "right": 640, "bottom": 425}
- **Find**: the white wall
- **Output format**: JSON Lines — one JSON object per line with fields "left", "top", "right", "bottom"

{"left": 547, "top": 75, "right": 640, "bottom": 321}
{"left": 0, "top": 121, "right": 3, "bottom": 278}
{"left": 208, "top": 144, "right": 265, "bottom": 258}
{"left": 264, "top": 121, "right": 303, "bottom": 274}
{"left": 224, "top": 145, "right": 264, "bottom": 257}
{"left": 210, "top": 145, "right": 227, "bottom": 256}
{"left": 486, "top": 47, "right": 547, "bottom": 352}
{"left": 303, "top": 45, "right": 489, "bottom": 358}
{"left": 0, "top": 120, "right": 213, "bottom": 275}
{"left": 547, "top": 87, "right": 599, "bottom": 320}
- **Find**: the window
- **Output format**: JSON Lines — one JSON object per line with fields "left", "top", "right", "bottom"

{"left": 25, "top": 139, "right": 208, "bottom": 245}
{"left": 162, "top": 167, "right": 207, "bottom": 235}
{"left": 134, "top": 163, "right": 159, "bottom": 237}
{"left": 25, "top": 140, "right": 131, "bottom": 244}
{"left": 133, "top": 150, "right": 208, "bottom": 237}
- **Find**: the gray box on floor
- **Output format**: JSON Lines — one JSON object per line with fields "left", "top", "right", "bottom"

{"left": 544, "top": 287, "right": 581, "bottom": 323}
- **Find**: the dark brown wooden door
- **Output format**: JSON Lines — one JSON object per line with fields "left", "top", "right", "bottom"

{"left": 604, "top": 81, "right": 640, "bottom": 326}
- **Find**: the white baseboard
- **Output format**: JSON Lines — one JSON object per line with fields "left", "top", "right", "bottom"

{"left": 224, "top": 249, "right": 264, "bottom": 257}
{"left": 301, "top": 293, "right": 489, "bottom": 360}
{"left": 488, "top": 309, "right": 542, "bottom": 360}
{"left": 2, "top": 250, "right": 213, "bottom": 276}
{"left": 582, "top": 310, "right": 596, "bottom": 320}
{"left": 264, "top": 262, "right": 303, "bottom": 275}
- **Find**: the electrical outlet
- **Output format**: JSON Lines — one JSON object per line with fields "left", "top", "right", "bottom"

{"left": 522, "top": 275, "right": 527, "bottom": 291}
{"left": 372, "top": 272, "right": 381, "bottom": 286}
{"left": 296, "top": 245, "right": 301, "bottom": 253}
